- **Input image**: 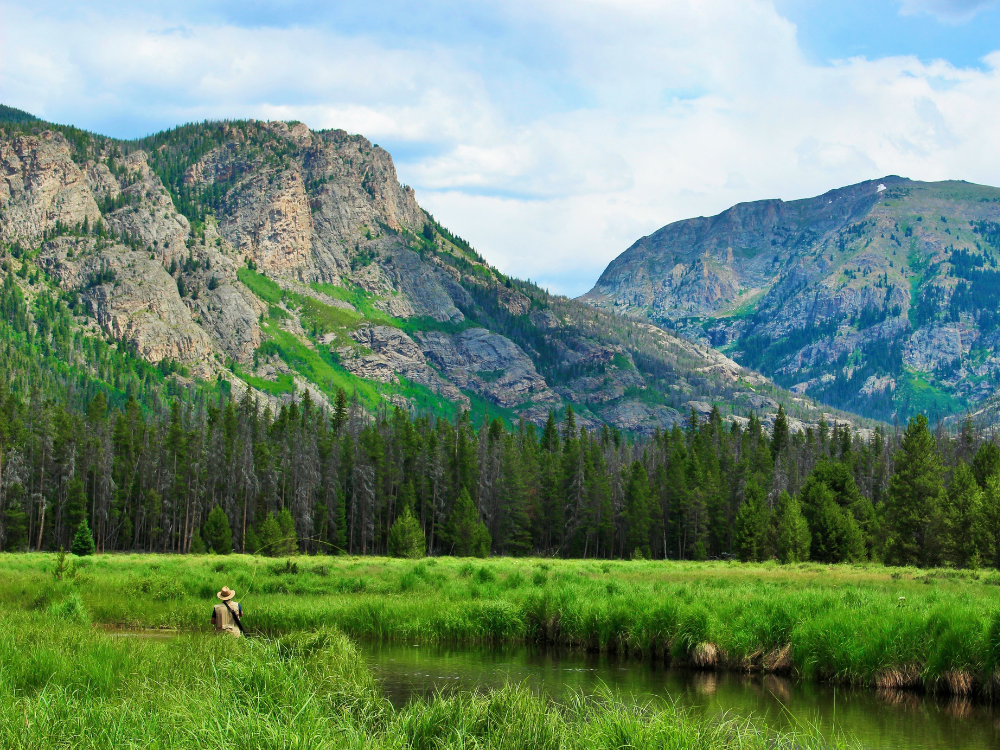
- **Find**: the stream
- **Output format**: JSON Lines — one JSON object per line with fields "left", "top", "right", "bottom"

{"left": 358, "top": 641, "right": 1000, "bottom": 750}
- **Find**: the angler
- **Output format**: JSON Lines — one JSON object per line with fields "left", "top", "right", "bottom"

{"left": 211, "top": 586, "right": 246, "bottom": 637}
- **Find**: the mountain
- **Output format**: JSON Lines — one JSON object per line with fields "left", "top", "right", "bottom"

{"left": 0, "top": 110, "right": 871, "bottom": 435}
{"left": 584, "top": 177, "right": 1000, "bottom": 423}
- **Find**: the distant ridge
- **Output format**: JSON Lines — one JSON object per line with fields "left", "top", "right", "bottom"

{"left": 0, "top": 104, "right": 39, "bottom": 124}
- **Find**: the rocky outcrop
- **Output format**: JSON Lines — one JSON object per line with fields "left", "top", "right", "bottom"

{"left": 0, "top": 132, "right": 101, "bottom": 244}
{"left": 338, "top": 324, "right": 468, "bottom": 405}
{"left": 213, "top": 164, "right": 314, "bottom": 275}
{"left": 40, "top": 240, "right": 218, "bottom": 376}
{"left": 101, "top": 151, "right": 190, "bottom": 262}
{"left": 417, "top": 328, "right": 558, "bottom": 409}
{"left": 381, "top": 248, "right": 466, "bottom": 322}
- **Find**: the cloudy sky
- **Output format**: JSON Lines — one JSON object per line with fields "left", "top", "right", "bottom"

{"left": 2, "top": 0, "right": 1000, "bottom": 295}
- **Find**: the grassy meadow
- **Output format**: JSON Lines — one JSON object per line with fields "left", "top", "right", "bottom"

{"left": 3, "top": 553, "right": 1000, "bottom": 698}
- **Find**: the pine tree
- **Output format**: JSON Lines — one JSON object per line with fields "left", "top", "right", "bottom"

{"left": 973, "top": 442, "right": 1000, "bottom": 490}
{"left": 885, "top": 414, "right": 946, "bottom": 566}
{"left": 772, "top": 491, "right": 810, "bottom": 563}
{"left": 444, "top": 487, "right": 491, "bottom": 557}
{"left": 804, "top": 482, "right": 864, "bottom": 563}
{"left": 70, "top": 517, "right": 96, "bottom": 556}
{"left": 204, "top": 505, "right": 233, "bottom": 555}
{"left": 65, "top": 475, "right": 87, "bottom": 541}
{"left": 734, "top": 478, "right": 770, "bottom": 562}
{"left": 189, "top": 530, "right": 206, "bottom": 554}
{"left": 944, "top": 461, "right": 983, "bottom": 568}
{"left": 980, "top": 474, "right": 1000, "bottom": 569}
{"left": 388, "top": 505, "right": 425, "bottom": 558}
{"left": 625, "top": 461, "right": 652, "bottom": 559}
{"left": 771, "top": 404, "right": 789, "bottom": 458}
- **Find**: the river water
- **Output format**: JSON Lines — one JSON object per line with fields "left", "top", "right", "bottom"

{"left": 358, "top": 641, "right": 1000, "bottom": 750}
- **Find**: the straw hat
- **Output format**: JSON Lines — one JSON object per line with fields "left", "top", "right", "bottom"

{"left": 217, "top": 586, "right": 236, "bottom": 601}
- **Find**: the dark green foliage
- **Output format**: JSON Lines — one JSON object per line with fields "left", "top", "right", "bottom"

{"left": 885, "top": 415, "right": 946, "bottom": 566}
{"left": 388, "top": 505, "right": 425, "bottom": 558}
{"left": 3, "top": 499, "right": 28, "bottom": 551}
{"left": 204, "top": 506, "right": 233, "bottom": 555}
{"left": 70, "top": 518, "right": 95, "bottom": 556}
{"left": 445, "top": 488, "right": 491, "bottom": 558}
{"left": 189, "top": 530, "right": 206, "bottom": 554}
{"left": 624, "top": 461, "right": 652, "bottom": 559}
{"left": 734, "top": 479, "right": 770, "bottom": 562}
{"left": 799, "top": 459, "right": 875, "bottom": 560}
{"left": 0, "top": 104, "right": 38, "bottom": 124}
{"left": 772, "top": 491, "right": 810, "bottom": 563}
{"left": 973, "top": 442, "right": 1000, "bottom": 489}
{"left": 944, "top": 461, "right": 983, "bottom": 568}
{"left": 250, "top": 508, "right": 298, "bottom": 557}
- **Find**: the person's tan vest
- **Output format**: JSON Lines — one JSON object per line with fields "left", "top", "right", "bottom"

{"left": 213, "top": 601, "right": 242, "bottom": 637}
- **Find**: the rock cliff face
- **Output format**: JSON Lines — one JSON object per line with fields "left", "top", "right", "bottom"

{"left": 0, "top": 112, "right": 864, "bottom": 434}
{"left": 586, "top": 178, "right": 1000, "bottom": 421}
{"left": 0, "top": 133, "right": 101, "bottom": 244}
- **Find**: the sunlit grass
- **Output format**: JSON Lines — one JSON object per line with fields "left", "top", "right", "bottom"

{"left": 0, "top": 609, "right": 856, "bottom": 749}
{"left": 3, "top": 554, "right": 998, "bottom": 694}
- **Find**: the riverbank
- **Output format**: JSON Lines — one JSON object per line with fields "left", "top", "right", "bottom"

{"left": 2, "top": 553, "right": 997, "bottom": 698}
{"left": 0, "top": 610, "right": 850, "bottom": 749}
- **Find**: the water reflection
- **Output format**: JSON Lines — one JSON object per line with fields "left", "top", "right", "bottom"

{"left": 359, "top": 641, "right": 1000, "bottom": 750}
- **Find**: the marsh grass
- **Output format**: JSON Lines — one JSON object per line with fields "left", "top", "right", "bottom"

{"left": 3, "top": 553, "right": 999, "bottom": 696}
{"left": 0, "top": 611, "right": 855, "bottom": 750}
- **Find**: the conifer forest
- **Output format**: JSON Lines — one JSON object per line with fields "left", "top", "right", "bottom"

{"left": 3, "top": 311, "right": 999, "bottom": 568}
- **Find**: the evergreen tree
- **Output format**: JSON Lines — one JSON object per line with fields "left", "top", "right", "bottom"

{"left": 625, "top": 461, "right": 652, "bottom": 559}
{"left": 800, "top": 460, "right": 876, "bottom": 559}
{"left": 772, "top": 491, "right": 810, "bottom": 563}
{"left": 70, "top": 517, "right": 95, "bottom": 556}
{"left": 805, "top": 482, "right": 865, "bottom": 563}
{"left": 189, "top": 530, "right": 206, "bottom": 554}
{"left": 981, "top": 474, "right": 1000, "bottom": 569}
{"left": 204, "top": 505, "right": 233, "bottom": 555}
{"left": 3, "top": 486, "right": 28, "bottom": 551}
{"left": 65, "top": 475, "right": 87, "bottom": 541}
{"left": 734, "top": 478, "right": 770, "bottom": 562}
{"left": 885, "top": 415, "right": 946, "bottom": 566}
{"left": 388, "top": 505, "right": 425, "bottom": 558}
{"left": 944, "top": 461, "right": 983, "bottom": 568}
{"left": 444, "top": 488, "right": 491, "bottom": 557}
{"left": 973, "top": 442, "right": 1000, "bottom": 490}
{"left": 771, "top": 404, "right": 789, "bottom": 458}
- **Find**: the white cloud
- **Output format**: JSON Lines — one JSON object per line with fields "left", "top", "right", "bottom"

{"left": 2, "top": 1, "right": 1000, "bottom": 296}
{"left": 897, "top": 0, "right": 998, "bottom": 23}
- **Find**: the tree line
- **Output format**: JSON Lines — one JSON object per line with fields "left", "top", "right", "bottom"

{"left": 2, "top": 373, "right": 1000, "bottom": 567}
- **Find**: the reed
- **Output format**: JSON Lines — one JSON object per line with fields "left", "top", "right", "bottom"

{"left": 2, "top": 552, "right": 998, "bottom": 696}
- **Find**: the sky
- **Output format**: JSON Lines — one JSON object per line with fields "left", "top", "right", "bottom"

{"left": 2, "top": 0, "right": 1000, "bottom": 296}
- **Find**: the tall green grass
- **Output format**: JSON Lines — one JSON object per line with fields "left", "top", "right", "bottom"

{"left": 4, "top": 553, "right": 999, "bottom": 696}
{"left": 0, "top": 611, "right": 852, "bottom": 749}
